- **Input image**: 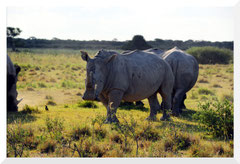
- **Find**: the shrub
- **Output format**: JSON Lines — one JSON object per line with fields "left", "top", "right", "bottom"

{"left": 190, "top": 144, "right": 211, "bottom": 157}
{"left": 94, "top": 128, "right": 106, "bottom": 140}
{"left": 110, "top": 133, "right": 123, "bottom": 144}
{"left": 193, "top": 99, "right": 233, "bottom": 140}
{"left": 163, "top": 129, "right": 195, "bottom": 152}
{"left": 90, "top": 144, "right": 106, "bottom": 157}
{"left": 35, "top": 66, "right": 41, "bottom": 70}
{"left": 138, "top": 125, "right": 160, "bottom": 141}
{"left": 119, "top": 101, "right": 148, "bottom": 111}
{"left": 72, "top": 139, "right": 98, "bottom": 157}
{"left": 198, "top": 88, "right": 214, "bottom": 95}
{"left": 190, "top": 91, "right": 198, "bottom": 99}
{"left": 46, "top": 100, "right": 57, "bottom": 106}
{"left": 222, "top": 94, "right": 233, "bottom": 102}
{"left": 27, "top": 87, "right": 34, "bottom": 91}
{"left": 38, "top": 82, "right": 47, "bottom": 88}
{"left": 213, "top": 144, "right": 225, "bottom": 155}
{"left": 71, "top": 126, "right": 91, "bottom": 141}
{"left": 45, "top": 95, "right": 53, "bottom": 100}
{"left": 45, "top": 117, "right": 64, "bottom": 141}
{"left": 186, "top": 46, "right": 232, "bottom": 64}
{"left": 78, "top": 101, "right": 98, "bottom": 108}
{"left": 198, "top": 78, "right": 209, "bottom": 83}
{"left": 40, "top": 139, "right": 57, "bottom": 154}
{"left": 7, "top": 124, "right": 36, "bottom": 157}
{"left": 21, "top": 104, "right": 40, "bottom": 114}
{"left": 212, "top": 84, "right": 222, "bottom": 88}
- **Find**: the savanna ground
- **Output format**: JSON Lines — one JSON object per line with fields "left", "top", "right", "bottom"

{"left": 7, "top": 48, "right": 233, "bottom": 157}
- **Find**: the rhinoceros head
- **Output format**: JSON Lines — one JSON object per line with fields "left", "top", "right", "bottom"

{"left": 81, "top": 50, "right": 116, "bottom": 101}
{"left": 7, "top": 64, "right": 21, "bottom": 112}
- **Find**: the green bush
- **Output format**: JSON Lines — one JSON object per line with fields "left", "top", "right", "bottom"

{"left": 71, "top": 126, "right": 91, "bottom": 141}
{"left": 21, "top": 104, "right": 40, "bottom": 114}
{"left": 94, "top": 128, "right": 107, "bottom": 140}
{"left": 45, "top": 117, "right": 64, "bottom": 141}
{"left": 7, "top": 124, "right": 36, "bottom": 157}
{"left": 119, "top": 101, "right": 148, "bottom": 111}
{"left": 138, "top": 125, "right": 160, "bottom": 141}
{"left": 78, "top": 101, "right": 98, "bottom": 108}
{"left": 163, "top": 127, "right": 197, "bottom": 153}
{"left": 186, "top": 46, "right": 233, "bottom": 64}
{"left": 193, "top": 99, "right": 233, "bottom": 140}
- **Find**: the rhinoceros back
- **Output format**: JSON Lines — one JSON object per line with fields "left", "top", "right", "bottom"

{"left": 163, "top": 47, "right": 199, "bottom": 92}
{"left": 106, "top": 51, "right": 168, "bottom": 102}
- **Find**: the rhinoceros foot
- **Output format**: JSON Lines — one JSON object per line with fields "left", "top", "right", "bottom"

{"left": 104, "top": 116, "right": 119, "bottom": 124}
{"left": 172, "top": 110, "right": 180, "bottom": 117}
{"left": 160, "top": 114, "right": 170, "bottom": 121}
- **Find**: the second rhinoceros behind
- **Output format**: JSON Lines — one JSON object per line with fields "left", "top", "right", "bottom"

{"left": 81, "top": 50, "right": 174, "bottom": 123}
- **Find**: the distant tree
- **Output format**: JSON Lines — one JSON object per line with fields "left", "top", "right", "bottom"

{"left": 52, "top": 37, "right": 60, "bottom": 40}
{"left": 28, "top": 36, "right": 37, "bottom": 40}
{"left": 112, "top": 38, "right": 118, "bottom": 42}
{"left": 122, "top": 35, "right": 152, "bottom": 50}
{"left": 7, "top": 27, "right": 22, "bottom": 51}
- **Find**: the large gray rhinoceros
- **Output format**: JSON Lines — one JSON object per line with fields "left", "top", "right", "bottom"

{"left": 80, "top": 50, "right": 174, "bottom": 123}
{"left": 161, "top": 47, "right": 199, "bottom": 115}
{"left": 7, "top": 55, "right": 22, "bottom": 112}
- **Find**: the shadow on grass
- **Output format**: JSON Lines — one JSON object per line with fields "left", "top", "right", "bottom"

{"left": 7, "top": 111, "right": 37, "bottom": 124}
{"left": 178, "top": 108, "right": 197, "bottom": 122}
{"left": 118, "top": 102, "right": 149, "bottom": 112}
{"left": 155, "top": 108, "right": 203, "bottom": 133}
{"left": 156, "top": 120, "right": 204, "bottom": 133}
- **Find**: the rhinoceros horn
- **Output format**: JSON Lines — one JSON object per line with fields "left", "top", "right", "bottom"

{"left": 17, "top": 98, "right": 23, "bottom": 105}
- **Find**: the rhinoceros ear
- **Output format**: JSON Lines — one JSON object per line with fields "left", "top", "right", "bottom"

{"left": 105, "top": 54, "right": 117, "bottom": 64}
{"left": 80, "top": 51, "right": 90, "bottom": 62}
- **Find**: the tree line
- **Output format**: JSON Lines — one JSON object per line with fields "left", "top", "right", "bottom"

{"left": 7, "top": 27, "right": 233, "bottom": 51}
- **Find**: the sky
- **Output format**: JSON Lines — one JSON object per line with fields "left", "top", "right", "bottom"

{"left": 6, "top": 1, "right": 237, "bottom": 42}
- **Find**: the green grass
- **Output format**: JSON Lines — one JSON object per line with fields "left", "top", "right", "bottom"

{"left": 7, "top": 48, "right": 233, "bottom": 157}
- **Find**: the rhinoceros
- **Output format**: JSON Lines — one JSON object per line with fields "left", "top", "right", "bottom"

{"left": 7, "top": 55, "right": 22, "bottom": 112}
{"left": 144, "top": 48, "right": 164, "bottom": 56}
{"left": 161, "top": 47, "right": 199, "bottom": 115}
{"left": 122, "top": 49, "right": 164, "bottom": 108}
{"left": 81, "top": 50, "right": 174, "bottom": 123}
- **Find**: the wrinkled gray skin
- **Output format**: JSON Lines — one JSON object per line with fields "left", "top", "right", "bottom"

{"left": 81, "top": 50, "right": 174, "bottom": 123}
{"left": 123, "top": 47, "right": 198, "bottom": 116}
{"left": 122, "top": 48, "right": 164, "bottom": 107}
{"left": 160, "top": 47, "right": 199, "bottom": 116}
{"left": 7, "top": 55, "right": 22, "bottom": 112}
{"left": 143, "top": 48, "right": 164, "bottom": 57}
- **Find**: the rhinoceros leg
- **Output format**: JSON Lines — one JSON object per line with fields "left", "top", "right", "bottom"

{"left": 98, "top": 93, "right": 108, "bottom": 108}
{"left": 146, "top": 93, "right": 160, "bottom": 121}
{"left": 159, "top": 86, "right": 172, "bottom": 121}
{"left": 172, "top": 89, "right": 186, "bottom": 116}
{"left": 105, "top": 90, "right": 124, "bottom": 124}
{"left": 180, "top": 93, "right": 187, "bottom": 111}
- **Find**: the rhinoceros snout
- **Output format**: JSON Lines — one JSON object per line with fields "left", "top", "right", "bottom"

{"left": 82, "top": 91, "right": 95, "bottom": 101}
